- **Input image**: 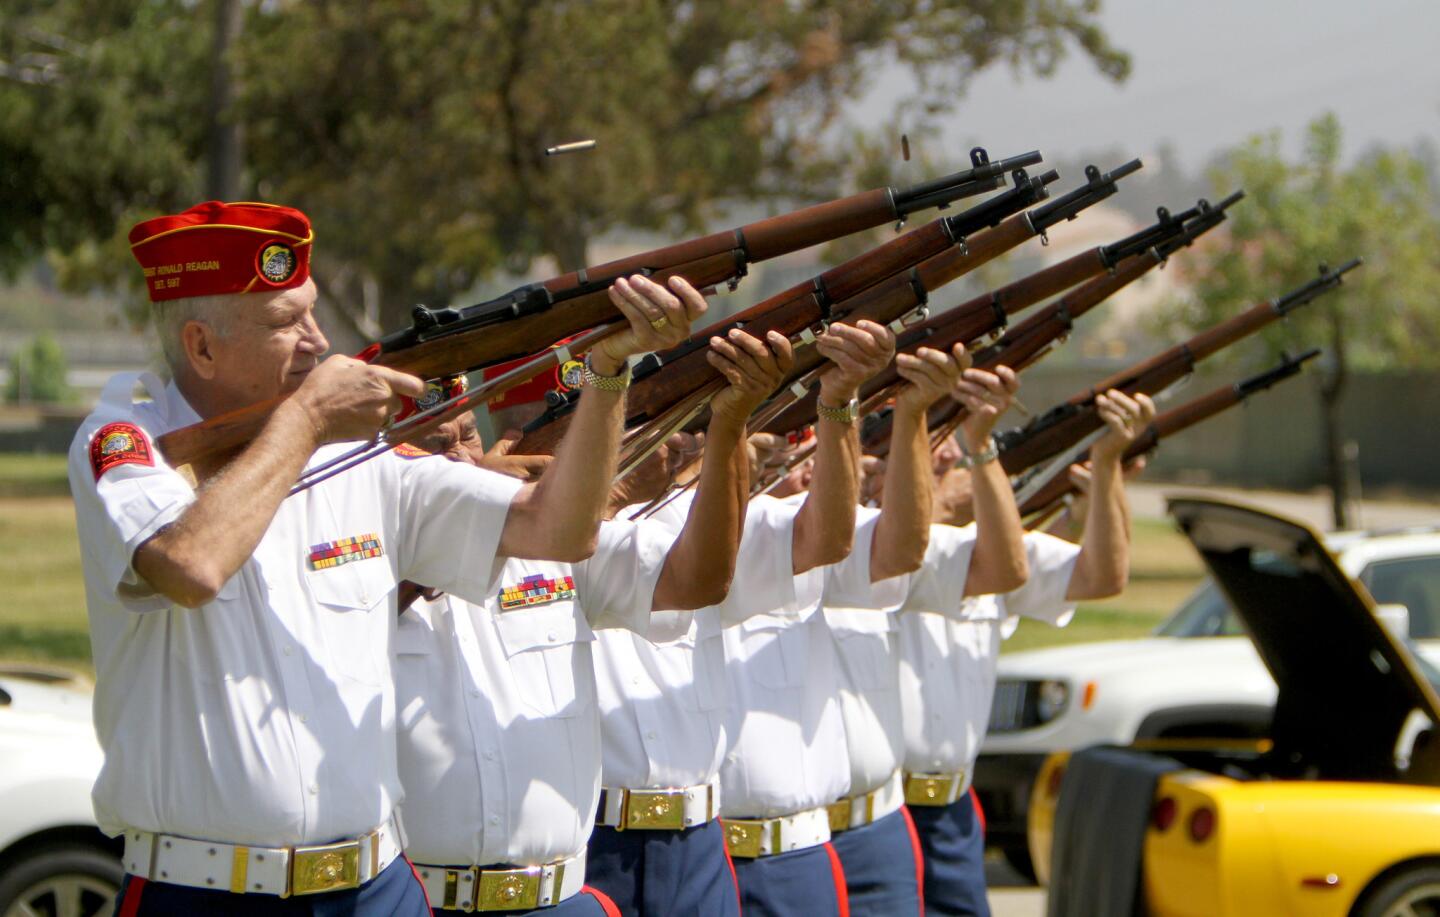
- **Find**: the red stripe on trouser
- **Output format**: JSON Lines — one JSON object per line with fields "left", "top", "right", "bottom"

{"left": 583, "top": 885, "right": 622, "bottom": 917}
{"left": 823, "top": 842, "right": 850, "bottom": 917}
{"left": 969, "top": 786, "right": 986, "bottom": 836}
{"left": 404, "top": 855, "right": 433, "bottom": 911}
{"left": 900, "top": 805, "right": 926, "bottom": 916}
{"left": 720, "top": 827, "right": 742, "bottom": 913}
{"left": 117, "top": 876, "right": 148, "bottom": 917}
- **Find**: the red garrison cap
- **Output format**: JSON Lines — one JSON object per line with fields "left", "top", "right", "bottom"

{"left": 128, "top": 201, "right": 314, "bottom": 302}
{"left": 483, "top": 338, "right": 586, "bottom": 410}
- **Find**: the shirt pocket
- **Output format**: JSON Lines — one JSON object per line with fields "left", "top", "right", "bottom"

{"left": 828, "top": 611, "right": 897, "bottom": 692}
{"left": 651, "top": 618, "right": 726, "bottom": 713}
{"left": 734, "top": 613, "right": 806, "bottom": 689}
{"left": 306, "top": 558, "right": 397, "bottom": 686}
{"left": 493, "top": 602, "right": 596, "bottom": 718}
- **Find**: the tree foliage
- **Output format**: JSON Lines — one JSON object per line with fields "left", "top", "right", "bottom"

{"left": 6, "top": 334, "right": 73, "bottom": 404}
{"left": 1160, "top": 112, "right": 1440, "bottom": 524}
{"left": 2, "top": 0, "right": 1128, "bottom": 335}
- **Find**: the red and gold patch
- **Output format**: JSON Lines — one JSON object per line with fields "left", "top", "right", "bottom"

{"left": 89, "top": 422, "right": 154, "bottom": 480}
{"left": 392, "top": 443, "right": 434, "bottom": 459}
{"left": 307, "top": 533, "right": 384, "bottom": 570}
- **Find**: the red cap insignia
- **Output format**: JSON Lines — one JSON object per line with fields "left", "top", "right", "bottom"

{"left": 128, "top": 201, "right": 313, "bottom": 302}
{"left": 90, "top": 422, "right": 154, "bottom": 480}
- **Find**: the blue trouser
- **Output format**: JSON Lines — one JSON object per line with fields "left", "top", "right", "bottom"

{"left": 908, "top": 792, "right": 990, "bottom": 917}
{"left": 730, "top": 842, "right": 846, "bottom": 917}
{"left": 829, "top": 808, "right": 924, "bottom": 917}
{"left": 110, "top": 855, "right": 431, "bottom": 917}
{"left": 430, "top": 886, "right": 619, "bottom": 916}
{"left": 586, "top": 819, "right": 740, "bottom": 916}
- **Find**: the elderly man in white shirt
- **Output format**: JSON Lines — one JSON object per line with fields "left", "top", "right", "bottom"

{"left": 395, "top": 327, "right": 794, "bottom": 916}
{"left": 76, "top": 201, "right": 703, "bottom": 917}
{"left": 825, "top": 349, "right": 1029, "bottom": 917}
{"left": 899, "top": 389, "right": 1154, "bottom": 917}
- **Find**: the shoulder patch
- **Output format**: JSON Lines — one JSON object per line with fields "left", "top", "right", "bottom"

{"left": 90, "top": 422, "right": 154, "bottom": 480}
{"left": 393, "top": 442, "right": 434, "bottom": 459}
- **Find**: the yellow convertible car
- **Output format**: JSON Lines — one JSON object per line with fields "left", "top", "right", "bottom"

{"left": 1031, "top": 498, "right": 1440, "bottom": 917}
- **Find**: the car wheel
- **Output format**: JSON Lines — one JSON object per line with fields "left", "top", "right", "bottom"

{"left": 1354, "top": 864, "right": 1440, "bottom": 917}
{"left": 1002, "top": 844, "right": 1037, "bottom": 883}
{"left": 0, "top": 845, "right": 122, "bottom": 917}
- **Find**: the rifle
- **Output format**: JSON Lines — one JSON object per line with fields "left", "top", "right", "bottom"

{"left": 513, "top": 163, "right": 1061, "bottom": 457}
{"left": 859, "top": 192, "right": 1243, "bottom": 456}
{"left": 1016, "top": 349, "right": 1322, "bottom": 522}
{"left": 606, "top": 160, "right": 1146, "bottom": 475}
{"left": 760, "top": 193, "right": 1211, "bottom": 439}
{"left": 994, "top": 259, "right": 1361, "bottom": 476}
{"left": 154, "top": 148, "right": 1041, "bottom": 478}
{"left": 530, "top": 160, "right": 1143, "bottom": 477}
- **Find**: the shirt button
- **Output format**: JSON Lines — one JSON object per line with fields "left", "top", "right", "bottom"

{"left": 646, "top": 731, "right": 657, "bottom": 740}
{"left": 471, "top": 690, "right": 482, "bottom": 698}
{"left": 489, "top": 815, "right": 499, "bottom": 826}
{"left": 283, "top": 645, "right": 294, "bottom": 656}
{"left": 308, "top": 784, "right": 318, "bottom": 795}
{"left": 547, "top": 632, "right": 558, "bottom": 642}
{"left": 483, "top": 750, "right": 495, "bottom": 761}
{"left": 298, "top": 713, "right": 308, "bottom": 724}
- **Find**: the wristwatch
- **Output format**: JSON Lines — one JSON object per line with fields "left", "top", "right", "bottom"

{"left": 817, "top": 397, "right": 860, "bottom": 425}
{"left": 583, "top": 352, "right": 632, "bottom": 392}
{"left": 957, "top": 436, "right": 999, "bottom": 468}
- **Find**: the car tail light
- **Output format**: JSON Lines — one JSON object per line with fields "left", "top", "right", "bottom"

{"left": 1188, "top": 806, "right": 1216, "bottom": 843}
{"left": 1046, "top": 764, "right": 1066, "bottom": 798}
{"left": 1151, "top": 796, "right": 1177, "bottom": 832}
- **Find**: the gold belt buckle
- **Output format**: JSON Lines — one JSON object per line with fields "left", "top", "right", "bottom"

{"left": 624, "top": 790, "right": 688, "bottom": 830}
{"left": 905, "top": 773, "right": 955, "bottom": 807}
{"left": 289, "top": 840, "right": 362, "bottom": 896}
{"left": 722, "top": 819, "right": 765, "bottom": 859}
{"left": 475, "top": 866, "right": 541, "bottom": 911}
{"left": 827, "top": 799, "right": 852, "bottom": 834}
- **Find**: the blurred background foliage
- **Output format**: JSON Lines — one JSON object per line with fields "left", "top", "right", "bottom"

{"left": 0, "top": 0, "right": 1128, "bottom": 337}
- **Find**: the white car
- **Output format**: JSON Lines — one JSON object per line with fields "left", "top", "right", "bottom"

{"left": 0, "top": 667, "right": 117, "bottom": 917}
{"left": 974, "top": 525, "right": 1440, "bottom": 879}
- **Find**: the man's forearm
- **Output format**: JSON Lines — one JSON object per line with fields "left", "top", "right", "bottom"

{"left": 793, "top": 416, "right": 860, "bottom": 573}
{"left": 871, "top": 405, "right": 932, "bottom": 582}
{"left": 136, "top": 400, "right": 320, "bottom": 607}
{"left": 1068, "top": 457, "right": 1130, "bottom": 600}
{"left": 963, "top": 452, "right": 1028, "bottom": 596}
{"left": 652, "top": 417, "right": 748, "bottom": 610}
{"left": 505, "top": 381, "right": 627, "bottom": 560}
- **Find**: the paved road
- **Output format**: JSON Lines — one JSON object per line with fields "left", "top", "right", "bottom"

{"left": 987, "top": 856, "right": 1046, "bottom": 916}
{"left": 1128, "top": 482, "right": 1440, "bottom": 531}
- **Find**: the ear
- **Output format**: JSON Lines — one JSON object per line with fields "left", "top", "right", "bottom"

{"left": 180, "top": 320, "right": 220, "bottom": 381}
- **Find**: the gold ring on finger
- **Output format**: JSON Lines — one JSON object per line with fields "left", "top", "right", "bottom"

{"left": 649, "top": 316, "right": 669, "bottom": 331}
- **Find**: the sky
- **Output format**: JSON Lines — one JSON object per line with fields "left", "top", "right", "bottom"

{"left": 855, "top": 0, "right": 1440, "bottom": 174}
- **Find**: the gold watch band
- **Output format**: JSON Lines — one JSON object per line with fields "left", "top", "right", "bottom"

{"left": 583, "top": 353, "right": 632, "bottom": 392}
{"left": 817, "top": 397, "right": 859, "bottom": 425}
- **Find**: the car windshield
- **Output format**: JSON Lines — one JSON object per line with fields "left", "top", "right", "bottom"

{"left": 1157, "top": 552, "right": 1440, "bottom": 640}
{"left": 1154, "top": 579, "right": 1245, "bottom": 637}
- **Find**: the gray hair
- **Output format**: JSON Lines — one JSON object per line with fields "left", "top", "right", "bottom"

{"left": 152, "top": 293, "right": 242, "bottom": 374}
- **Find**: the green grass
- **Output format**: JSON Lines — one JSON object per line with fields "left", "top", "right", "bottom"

{"left": 1002, "top": 516, "right": 1206, "bottom": 653}
{"left": 0, "top": 453, "right": 71, "bottom": 497}
{"left": 0, "top": 496, "right": 91, "bottom": 671}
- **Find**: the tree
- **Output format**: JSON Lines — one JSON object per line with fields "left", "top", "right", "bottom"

{"left": 6, "top": 334, "right": 73, "bottom": 405}
{"left": 1160, "top": 113, "right": 1440, "bottom": 528}
{"left": 2, "top": 1, "right": 1128, "bottom": 339}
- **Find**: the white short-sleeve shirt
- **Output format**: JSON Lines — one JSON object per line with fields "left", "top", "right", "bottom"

{"left": 69, "top": 373, "right": 522, "bottom": 846}
{"left": 719, "top": 497, "right": 886, "bottom": 819}
{"left": 827, "top": 512, "right": 968, "bottom": 796}
{"left": 394, "top": 519, "right": 670, "bottom": 867}
{"left": 898, "top": 528, "right": 1080, "bottom": 784}
{"left": 592, "top": 492, "right": 806, "bottom": 792}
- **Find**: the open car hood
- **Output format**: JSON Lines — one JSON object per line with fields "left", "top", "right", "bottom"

{"left": 1168, "top": 498, "right": 1440, "bottom": 781}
